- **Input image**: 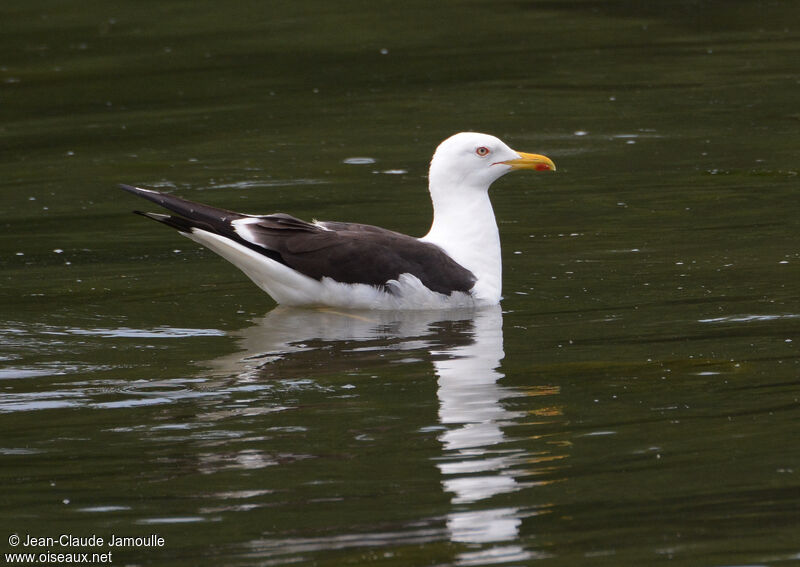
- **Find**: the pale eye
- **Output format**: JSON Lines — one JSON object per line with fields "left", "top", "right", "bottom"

{"left": 476, "top": 146, "right": 490, "bottom": 157}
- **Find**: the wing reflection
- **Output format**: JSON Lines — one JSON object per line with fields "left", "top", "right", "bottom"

{"left": 203, "top": 305, "right": 560, "bottom": 563}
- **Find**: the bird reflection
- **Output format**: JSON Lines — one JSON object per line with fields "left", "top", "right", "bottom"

{"left": 203, "top": 304, "right": 554, "bottom": 562}
{"left": 204, "top": 306, "right": 483, "bottom": 380}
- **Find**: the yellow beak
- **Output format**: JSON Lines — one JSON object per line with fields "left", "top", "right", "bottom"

{"left": 501, "top": 151, "right": 556, "bottom": 172}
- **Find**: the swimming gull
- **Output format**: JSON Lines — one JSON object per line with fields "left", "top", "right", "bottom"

{"left": 121, "top": 132, "right": 555, "bottom": 309}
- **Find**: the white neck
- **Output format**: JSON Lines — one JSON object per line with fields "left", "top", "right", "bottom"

{"left": 420, "top": 171, "right": 502, "bottom": 303}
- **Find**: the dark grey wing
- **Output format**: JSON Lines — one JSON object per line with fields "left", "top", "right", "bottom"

{"left": 121, "top": 185, "right": 476, "bottom": 295}
{"left": 241, "top": 220, "right": 476, "bottom": 294}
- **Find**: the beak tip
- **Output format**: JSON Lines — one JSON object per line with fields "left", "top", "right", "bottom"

{"left": 505, "top": 151, "right": 556, "bottom": 172}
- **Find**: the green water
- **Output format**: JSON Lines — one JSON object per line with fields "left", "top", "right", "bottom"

{"left": 1, "top": 1, "right": 798, "bottom": 565}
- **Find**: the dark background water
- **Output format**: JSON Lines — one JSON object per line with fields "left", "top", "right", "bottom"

{"left": 1, "top": 1, "right": 798, "bottom": 565}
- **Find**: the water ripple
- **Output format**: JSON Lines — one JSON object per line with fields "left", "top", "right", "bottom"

{"left": 698, "top": 313, "right": 800, "bottom": 324}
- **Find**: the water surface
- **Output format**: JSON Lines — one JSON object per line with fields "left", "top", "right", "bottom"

{"left": 1, "top": 1, "right": 798, "bottom": 565}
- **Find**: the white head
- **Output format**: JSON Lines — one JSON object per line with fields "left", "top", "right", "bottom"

{"left": 422, "top": 132, "right": 555, "bottom": 304}
{"left": 428, "top": 132, "right": 555, "bottom": 196}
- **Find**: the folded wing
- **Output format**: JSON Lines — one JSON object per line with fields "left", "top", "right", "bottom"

{"left": 121, "top": 185, "right": 476, "bottom": 295}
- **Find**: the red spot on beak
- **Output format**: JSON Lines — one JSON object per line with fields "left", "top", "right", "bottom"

{"left": 534, "top": 163, "right": 551, "bottom": 171}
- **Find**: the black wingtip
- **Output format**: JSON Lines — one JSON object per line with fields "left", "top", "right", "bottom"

{"left": 118, "top": 183, "right": 185, "bottom": 212}
{"left": 133, "top": 210, "right": 196, "bottom": 233}
{"left": 119, "top": 183, "right": 161, "bottom": 201}
{"left": 119, "top": 183, "right": 142, "bottom": 195}
{"left": 121, "top": 184, "right": 246, "bottom": 234}
{"left": 120, "top": 183, "right": 167, "bottom": 199}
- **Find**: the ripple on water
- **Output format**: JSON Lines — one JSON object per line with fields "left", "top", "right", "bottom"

{"left": 136, "top": 517, "right": 210, "bottom": 525}
{"left": 245, "top": 526, "right": 448, "bottom": 559}
{"left": 76, "top": 505, "right": 132, "bottom": 513}
{"left": 698, "top": 313, "right": 800, "bottom": 323}
{"left": 0, "top": 322, "right": 232, "bottom": 413}
{"left": 342, "top": 157, "right": 376, "bottom": 165}
{"left": 61, "top": 326, "right": 227, "bottom": 338}
{"left": 209, "top": 178, "right": 328, "bottom": 190}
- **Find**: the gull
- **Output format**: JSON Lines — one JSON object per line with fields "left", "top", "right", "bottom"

{"left": 121, "top": 132, "right": 555, "bottom": 309}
